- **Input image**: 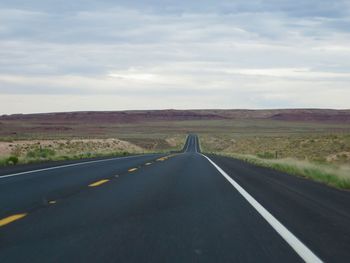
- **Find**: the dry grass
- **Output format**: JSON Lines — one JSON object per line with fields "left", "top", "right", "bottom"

{"left": 201, "top": 134, "right": 350, "bottom": 165}
{"left": 0, "top": 135, "right": 187, "bottom": 167}
{"left": 201, "top": 132, "right": 350, "bottom": 189}
{"left": 215, "top": 152, "right": 350, "bottom": 189}
{"left": 0, "top": 138, "right": 145, "bottom": 166}
{"left": 0, "top": 139, "right": 143, "bottom": 156}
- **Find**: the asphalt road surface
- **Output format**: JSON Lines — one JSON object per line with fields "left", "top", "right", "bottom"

{"left": 1, "top": 135, "right": 349, "bottom": 262}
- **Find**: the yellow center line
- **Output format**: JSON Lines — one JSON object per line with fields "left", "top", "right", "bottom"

{"left": 128, "top": 168, "right": 138, "bottom": 172}
{"left": 156, "top": 153, "right": 178, "bottom": 162}
{"left": 0, "top": 213, "right": 27, "bottom": 227}
{"left": 89, "top": 179, "right": 110, "bottom": 187}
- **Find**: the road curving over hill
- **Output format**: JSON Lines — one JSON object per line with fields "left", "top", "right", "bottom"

{"left": 0, "top": 135, "right": 349, "bottom": 262}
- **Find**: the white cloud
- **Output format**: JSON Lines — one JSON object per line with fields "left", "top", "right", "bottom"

{"left": 0, "top": 1, "right": 350, "bottom": 113}
{"left": 225, "top": 68, "right": 350, "bottom": 79}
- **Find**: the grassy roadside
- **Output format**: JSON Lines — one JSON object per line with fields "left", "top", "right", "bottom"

{"left": 0, "top": 136, "right": 186, "bottom": 168}
{"left": 0, "top": 150, "right": 136, "bottom": 167}
{"left": 0, "top": 148, "right": 180, "bottom": 168}
{"left": 211, "top": 152, "right": 350, "bottom": 190}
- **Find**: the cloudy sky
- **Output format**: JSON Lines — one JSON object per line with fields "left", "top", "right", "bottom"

{"left": 1, "top": 0, "right": 350, "bottom": 114}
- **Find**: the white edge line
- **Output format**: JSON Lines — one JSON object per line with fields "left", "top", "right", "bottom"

{"left": 201, "top": 154, "right": 323, "bottom": 263}
{"left": 197, "top": 136, "right": 199, "bottom": 152}
{"left": 184, "top": 135, "right": 190, "bottom": 152}
{"left": 0, "top": 154, "right": 156, "bottom": 179}
{"left": 194, "top": 136, "right": 197, "bottom": 153}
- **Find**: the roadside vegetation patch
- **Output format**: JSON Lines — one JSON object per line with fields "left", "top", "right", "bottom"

{"left": 201, "top": 134, "right": 350, "bottom": 165}
{"left": 215, "top": 152, "right": 350, "bottom": 190}
{"left": 0, "top": 135, "right": 185, "bottom": 167}
{"left": 0, "top": 139, "right": 145, "bottom": 167}
{"left": 200, "top": 132, "right": 350, "bottom": 189}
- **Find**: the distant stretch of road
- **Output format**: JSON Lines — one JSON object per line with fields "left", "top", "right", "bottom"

{"left": 1, "top": 135, "right": 349, "bottom": 262}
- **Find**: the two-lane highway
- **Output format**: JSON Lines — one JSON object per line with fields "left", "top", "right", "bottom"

{"left": 0, "top": 135, "right": 349, "bottom": 262}
{"left": 0, "top": 153, "right": 166, "bottom": 219}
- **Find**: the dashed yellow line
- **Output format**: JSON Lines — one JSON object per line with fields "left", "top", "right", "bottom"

{"left": 0, "top": 154, "right": 182, "bottom": 229}
{"left": 156, "top": 154, "right": 177, "bottom": 162}
{"left": 89, "top": 179, "right": 110, "bottom": 187}
{"left": 0, "top": 213, "right": 27, "bottom": 227}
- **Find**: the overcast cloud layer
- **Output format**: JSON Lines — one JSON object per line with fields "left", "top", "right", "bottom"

{"left": 1, "top": 0, "right": 350, "bottom": 114}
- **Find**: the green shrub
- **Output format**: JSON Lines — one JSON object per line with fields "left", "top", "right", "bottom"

{"left": 5, "top": 156, "right": 19, "bottom": 165}
{"left": 26, "top": 147, "right": 56, "bottom": 159}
